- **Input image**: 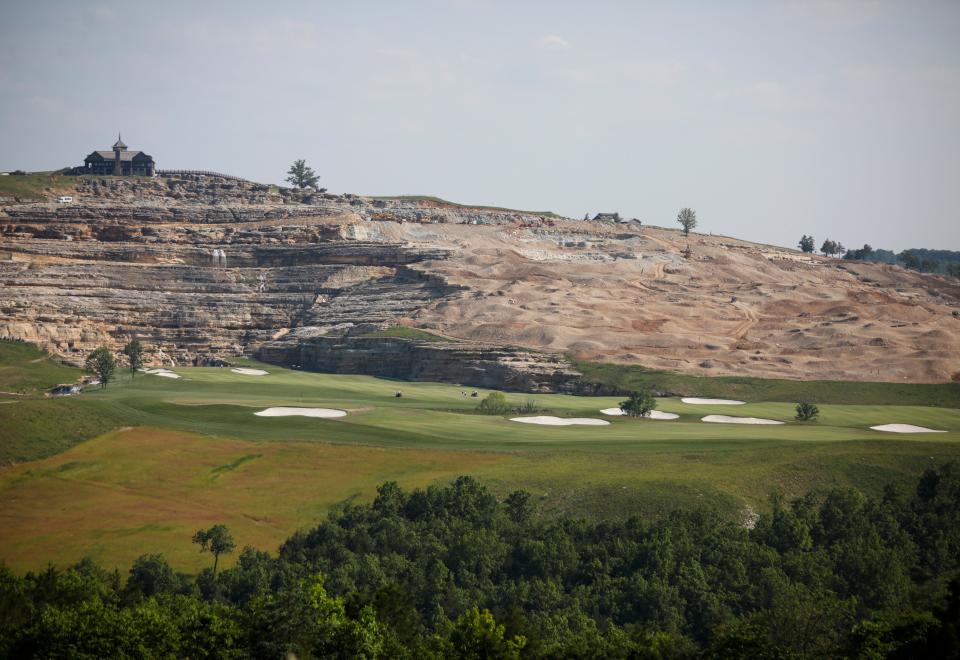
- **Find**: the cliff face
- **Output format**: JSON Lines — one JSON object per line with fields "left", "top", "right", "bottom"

{"left": 258, "top": 333, "right": 585, "bottom": 393}
{"left": 2, "top": 173, "right": 959, "bottom": 386}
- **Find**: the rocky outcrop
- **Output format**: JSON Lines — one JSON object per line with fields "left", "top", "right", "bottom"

{"left": 0, "top": 175, "right": 565, "bottom": 370}
{"left": 3, "top": 172, "right": 959, "bottom": 385}
{"left": 258, "top": 333, "right": 585, "bottom": 393}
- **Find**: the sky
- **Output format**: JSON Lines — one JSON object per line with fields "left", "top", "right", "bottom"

{"left": 2, "top": 0, "right": 958, "bottom": 251}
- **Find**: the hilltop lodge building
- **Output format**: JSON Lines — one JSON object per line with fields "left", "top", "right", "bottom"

{"left": 82, "top": 135, "right": 155, "bottom": 176}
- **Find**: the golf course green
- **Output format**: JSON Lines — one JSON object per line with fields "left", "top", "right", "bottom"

{"left": 2, "top": 341, "right": 960, "bottom": 572}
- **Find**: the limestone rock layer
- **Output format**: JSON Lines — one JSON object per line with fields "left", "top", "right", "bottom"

{"left": 3, "top": 174, "right": 960, "bottom": 385}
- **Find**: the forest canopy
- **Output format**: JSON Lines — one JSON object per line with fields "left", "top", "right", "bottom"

{"left": 2, "top": 466, "right": 960, "bottom": 658}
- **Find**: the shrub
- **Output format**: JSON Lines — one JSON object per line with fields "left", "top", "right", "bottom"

{"left": 478, "top": 392, "right": 511, "bottom": 415}
{"left": 795, "top": 402, "right": 819, "bottom": 421}
{"left": 620, "top": 390, "right": 657, "bottom": 417}
{"left": 514, "top": 398, "right": 541, "bottom": 414}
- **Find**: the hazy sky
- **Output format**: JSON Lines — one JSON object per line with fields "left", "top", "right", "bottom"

{"left": 2, "top": 1, "right": 958, "bottom": 251}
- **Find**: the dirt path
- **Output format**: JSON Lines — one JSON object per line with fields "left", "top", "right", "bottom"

{"left": 730, "top": 302, "right": 758, "bottom": 339}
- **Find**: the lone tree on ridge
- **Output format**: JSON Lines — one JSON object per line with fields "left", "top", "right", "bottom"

{"left": 798, "top": 235, "right": 815, "bottom": 253}
{"left": 285, "top": 159, "right": 320, "bottom": 189}
{"left": 84, "top": 346, "right": 116, "bottom": 389}
{"left": 620, "top": 390, "right": 658, "bottom": 417}
{"left": 123, "top": 339, "right": 143, "bottom": 378}
{"left": 192, "top": 524, "right": 235, "bottom": 576}
{"left": 676, "top": 208, "right": 697, "bottom": 236}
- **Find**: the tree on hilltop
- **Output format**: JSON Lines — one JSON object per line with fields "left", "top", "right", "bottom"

{"left": 798, "top": 235, "right": 815, "bottom": 253}
{"left": 123, "top": 339, "right": 143, "bottom": 378}
{"left": 285, "top": 159, "right": 320, "bottom": 189}
{"left": 85, "top": 346, "right": 116, "bottom": 389}
{"left": 820, "top": 238, "right": 839, "bottom": 257}
{"left": 677, "top": 208, "right": 697, "bottom": 236}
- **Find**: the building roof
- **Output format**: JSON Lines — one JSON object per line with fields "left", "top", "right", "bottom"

{"left": 87, "top": 150, "right": 151, "bottom": 162}
{"left": 113, "top": 134, "right": 127, "bottom": 150}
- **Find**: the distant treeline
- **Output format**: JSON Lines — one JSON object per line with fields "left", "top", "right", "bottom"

{"left": 844, "top": 245, "right": 960, "bottom": 275}
{"left": 3, "top": 467, "right": 960, "bottom": 658}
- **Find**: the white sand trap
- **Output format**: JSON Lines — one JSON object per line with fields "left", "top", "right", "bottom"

{"left": 702, "top": 415, "right": 784, "bottom": 425}
{"left": 255, "top": 407, "right": 346, "bottom": 418}
{"left": 648, "top": 410, "right": 680, "bottom": 420}
{"left": 600, "top": 408, "right": 678, "bottom": 420}
{"left": 870, "top": 424, "right": 946, "bottom": 434}
{"left": 682, "top": 397, "right": 745, "bottom": 405}
{"left": 231, "top": 368, "right": 269, "bottom": 376}
{"left": 510, "top": 416, "right": 610, "bottom": 426}
{"left": 144, "top": 368, "right": 181, "bottom": 379}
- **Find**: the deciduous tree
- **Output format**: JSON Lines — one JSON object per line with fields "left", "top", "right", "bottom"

{"left": 84, "top": 346, "right": 116, "bottom": 389}
{"left": 676, "top": 207, "right": 697, "bottom": 236}
{"left": 123, "top": 339, "right": 143, "bottom": 378}
{"left": 192, "top": 525, "right": 236, "bottom": 576}
{"left": 620, "top": 390, "right": 657, "bottom": 417}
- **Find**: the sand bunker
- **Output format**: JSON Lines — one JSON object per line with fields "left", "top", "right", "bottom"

{"left": 510, "top": 416, "right": 610, "bottom": 426}
{"left": 231, "top": 368, "right": 269, "bottom": 376}
{"left": 254, "top": 407, "right": 346, "bottom": 418}
{"left": 600, "top": 408, "right": 678, "bottom": 420}
{"left": 682, "top": 398, "right": 745, "bottom": 405}
{"left": 648, "top": 410, "right": 680, "bottom": 420}
{"left": 870, "top": 424, "right": 946, "bottom": 434}
{"left": 702, "top": 415, "right": 784, "bottom": 425}
{"left": 143, "top": 368, "right": 181, "bottom": 379}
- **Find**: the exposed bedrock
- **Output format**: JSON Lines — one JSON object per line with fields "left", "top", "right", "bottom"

{"left": 257, "top": 335, "right": 590, "bottom": 394}
{"left": 3, "top": 173, "right": 960, "bottom": 385}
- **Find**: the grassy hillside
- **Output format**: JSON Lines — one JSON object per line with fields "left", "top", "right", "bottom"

{"left": 0, "top": 341, "right": 123, "bottom": 464}
{"left": 0, "top": 171, "right": 77, "bottom": 200}
{"left": 1, "top": 349, "right": 959, "bottom": 571}
{"left": 370, "top": 194, "right": 562, "bottom": 218}
{"left": 360, "top": 325, "right": 451, "bottom": 342}
{"left": 575, "top": 359, "right": 960, "bottom": 407}
{"left": 0, "top": 340, "right": 82, "bottom": 394}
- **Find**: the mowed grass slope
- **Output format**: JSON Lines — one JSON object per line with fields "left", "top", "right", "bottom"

{"left": 575, "top": 359, "right": 960, "bottom": 407}
{"left": 0, "top": 341, "right": 82, "bottom": 394}
{"left": 81, "top": 363, "right": 960, "bottom": 453}
{"left": 2, "top": 345, "right": 960, "bottom": 573}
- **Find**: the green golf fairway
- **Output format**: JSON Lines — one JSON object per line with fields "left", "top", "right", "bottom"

{"left": 2, "top": 357, "right": 960, "bottom": 572}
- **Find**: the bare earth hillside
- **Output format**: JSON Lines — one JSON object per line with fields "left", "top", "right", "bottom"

{"left": 2, "top": 174, "right": 958, "bottom": 385}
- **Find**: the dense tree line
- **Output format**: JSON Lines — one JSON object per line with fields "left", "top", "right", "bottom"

{"left": 2, "top": 466, "right": 960, "bottom": 658}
